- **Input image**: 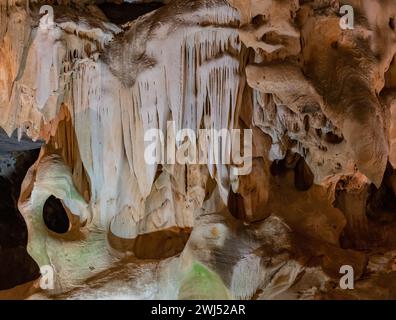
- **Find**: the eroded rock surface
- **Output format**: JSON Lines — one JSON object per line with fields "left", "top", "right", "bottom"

{"left": 1, "top": 0, "right": 396, "bottom": 300}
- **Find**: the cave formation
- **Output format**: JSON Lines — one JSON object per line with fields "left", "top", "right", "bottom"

{"left": 1, "top": 0, "right": 396, "bottom": 300}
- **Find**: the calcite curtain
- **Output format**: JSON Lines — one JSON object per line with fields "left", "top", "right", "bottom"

{"left": 1, "top": 0, "right": 396, "bottom": 300}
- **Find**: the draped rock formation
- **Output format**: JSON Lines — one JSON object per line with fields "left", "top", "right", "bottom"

{"left": 1, "top": 0, "right": 396, "bottom": 300}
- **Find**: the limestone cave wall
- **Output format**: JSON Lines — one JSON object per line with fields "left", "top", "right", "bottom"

{"left": 1, "top": 0, "right": 396, "bottom": 300}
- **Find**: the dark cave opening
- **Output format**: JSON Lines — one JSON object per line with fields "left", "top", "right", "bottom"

{"left": 0, "top": 159, "right": 40, "bottom": 291}
{"left": 367, "top": 163, "right": 396, "bottom": 223}
{"left": 98, "top": 2, "right": 165, "bottom": 25}
{"left": 269, "top": 153, "right": 314, "bottom": 191}
{"left": 0, "top": 129, "right": 41, "bottom": 291}
{"left": 43, "top": 196, "right": 70, "bottom": 234}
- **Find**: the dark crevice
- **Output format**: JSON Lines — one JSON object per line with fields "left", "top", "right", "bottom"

{"left": 270, "top": 159, "right": 288, "bottom": 176}
{"left": 98, "top": 2, "right": 165, "bottom": 25}
{"left": 227, "top": 189, "right": 246, "bottom": 221}
{"left": 389, "top": 17, "right": 395, "bottom": 31}
{"left": 43, "top": 196, "right": 70, "bottom": 234}
{"left": 252, "top": 14, "right": 266, "bottom": 26}
{"left": 367, "top": 163, "right": 396, "bottom": 223}
{"left": 294, "top": 157, "right": 314, "bottom": 191}
{"left": 0, "top": 149, "right": 41, "bottom": 291}
{"left": 324, "top": 131, "right": 344, "bottom": 144}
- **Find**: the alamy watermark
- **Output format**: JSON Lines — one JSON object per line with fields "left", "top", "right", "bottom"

{"left": 339, "top": 265, "right": 354, "bottom": 290}
{"left": 340, "top": 5, "right": 354, "bottom": 30}
{"left": 39, "top": 265, "right": 54, "bottom": 290}
{"left": 144, "top": 121, "right": 253, "bottom": 176}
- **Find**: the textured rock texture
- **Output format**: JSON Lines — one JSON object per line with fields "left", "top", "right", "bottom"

{"left": 1, "top": 0, "right": 396, "bottom": 300}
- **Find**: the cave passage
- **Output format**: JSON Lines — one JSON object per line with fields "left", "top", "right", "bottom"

{"left": 98, "top": 2, "right": 165, "bottom": 25}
